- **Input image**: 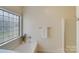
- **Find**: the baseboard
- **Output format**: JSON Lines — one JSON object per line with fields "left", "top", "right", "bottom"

{"left": 65, "top": 45, "right": 76, "bottom": 53}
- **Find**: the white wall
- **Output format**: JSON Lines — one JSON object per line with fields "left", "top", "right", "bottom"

{"left": 23, "top": 6, "right": 76, "bottom": 52}
{"left": 0, "top": 6, "right": 23, "bottom": 15}
{"left": 77, "top": 21, "right": 79, "bottom": 52}
{"left": 76, "top": 6, "right": 79, "bottom": 52}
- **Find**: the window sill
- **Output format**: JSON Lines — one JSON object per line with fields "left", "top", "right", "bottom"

{"left": 0, "top": 36, "right": 21, "bottom": 47}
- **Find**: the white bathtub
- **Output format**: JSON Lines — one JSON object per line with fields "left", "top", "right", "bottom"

{"left": 0, "top": 49, "right": 15, "bottom": 53}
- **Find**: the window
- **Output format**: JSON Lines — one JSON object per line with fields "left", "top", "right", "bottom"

{"left": 0, "top": 9, "right": 20, "bottom": 43}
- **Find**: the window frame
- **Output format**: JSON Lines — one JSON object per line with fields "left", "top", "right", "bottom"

{"left": 0, "top": 8, "right": 22, "bottom": 44}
